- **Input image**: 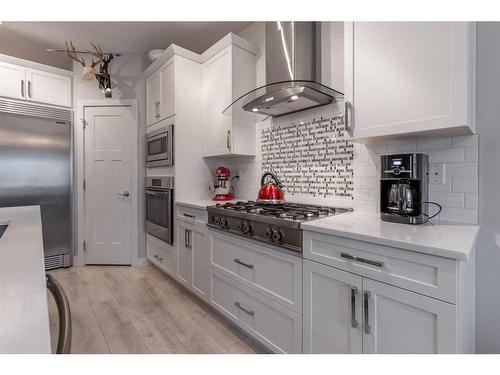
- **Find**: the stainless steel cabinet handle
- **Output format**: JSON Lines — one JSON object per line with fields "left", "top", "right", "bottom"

{"left": 27, "top": 81, "right": 32, "bottom": 98}
{"left": 46, "top": 274, "right": 72, "bottom": 354}
{"left": 185, "top": 229, "right": 192, "bottom": 249}
{"left": 154, "top": 254, "right": 164, "bottom": 261}
{"left": 234, "top": 258, "right": 254, "bottom": 269}
{"left": 226, "top": 130, "right": 231, "bottom": 151}
{"left": 183, "top": 213, "right": 195, "bottom": 219}
{"left": 344, "top": 101, "right": 352, "bottom": 134}
{"left": 154, "top": 101, "right": 160, "bottom": 118}
{"left": 234, "top": 301, "right": 255, "bottom": 316}
{"left": 116, "top": 191, "right": 130, "bottom": 197}
{"left": 21, "top": 79, "right": 25, "bottom": 97}
{"left": 351, "top": 286, "right": 359, "bottom": 328}
{"left": 364, "top": 291, "right": 371, "bottom": 335}
{"left": 341, "top": 253, "right": 384, "bottom": 268}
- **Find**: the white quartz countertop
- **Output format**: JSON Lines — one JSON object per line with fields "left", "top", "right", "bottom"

{"left": 0, "top": 206, "right": 51, "bottom": 354}
{"left": 301, "top": 211, "right": 479, "bottom": 261}
{"left": 175, "top": 197, "right": 254, "bottom": 210}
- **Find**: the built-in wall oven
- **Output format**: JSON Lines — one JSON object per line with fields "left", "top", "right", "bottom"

{"left": 145, "top": 176, "right": 174, "bottom": 244}
{"left": 146, "top": 124, "right": 173, "bottom": 167}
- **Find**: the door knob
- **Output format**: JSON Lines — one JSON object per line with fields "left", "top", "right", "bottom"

{"left": 117, "top": 191, "right": 130, "bottom": 197}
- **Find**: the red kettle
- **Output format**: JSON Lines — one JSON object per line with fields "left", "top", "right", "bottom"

{"left": 257, "top": 172, "right": 285, "bottom": 204}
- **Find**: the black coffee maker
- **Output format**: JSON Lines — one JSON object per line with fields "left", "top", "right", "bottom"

{"left": 380, "top": 154, "right": 428, "bottom": 224}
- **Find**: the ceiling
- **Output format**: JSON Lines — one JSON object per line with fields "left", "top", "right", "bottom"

{"left": 0, "top": 21, "right": 252, "bottom": 54}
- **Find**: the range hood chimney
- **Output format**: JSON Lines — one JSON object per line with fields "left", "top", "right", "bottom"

{"left": 225, "top": 22, "right": 343, "bottom": 119}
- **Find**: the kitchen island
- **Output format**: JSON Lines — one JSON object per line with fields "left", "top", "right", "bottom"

{"left": 0, "top": 206, "right": 51, "bottom": 354}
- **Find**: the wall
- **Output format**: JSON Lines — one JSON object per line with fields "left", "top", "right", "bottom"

{"left": 72, "top": 53, "right": 149, "bottom": 260}
{"left": 475, "top": 22, "right": 500, "bottom": 353}
{"left": 0, "top": 27, "right": 71, "bottom": 70}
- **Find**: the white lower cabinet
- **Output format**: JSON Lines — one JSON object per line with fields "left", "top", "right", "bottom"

{"left": 176, "top": 219, "right": 209, "bottom": 300}
{"left": 362, "top": 278, "right": 456, "bottom": 354}
{"left": 303, "top": 258, "right": 458, "bottom": 354}
{"left": 210, "top": 269, "right": 302, "bottom": 353}
{"left": 303, "top": 260, "right": 363, "bottom": 354}
{"left": 146, "top": 236, "right": 176, "bottom": 277}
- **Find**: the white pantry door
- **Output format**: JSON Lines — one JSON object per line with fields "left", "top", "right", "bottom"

{"left": 84, "top": 106, "right": 133, "bottom": 264}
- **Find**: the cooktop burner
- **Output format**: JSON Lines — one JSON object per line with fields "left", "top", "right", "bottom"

{"left": 208, "top": 201, "right": 352, "bottom": 252}
{"left": 215, "top": 201, "right": 345, "bottom": 221}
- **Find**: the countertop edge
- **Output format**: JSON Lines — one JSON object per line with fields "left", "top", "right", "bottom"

{"left": 301, "top": 222, "right": 479, "bottom": 261}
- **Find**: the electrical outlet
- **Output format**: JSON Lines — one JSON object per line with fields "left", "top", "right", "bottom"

{"left": 429, "top": 163, "right": 446, "bottom": 184}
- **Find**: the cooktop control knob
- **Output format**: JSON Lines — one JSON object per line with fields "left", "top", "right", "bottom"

{"left": 265, "top": 227, "right": 273, "bottom": 238}
{"left": 272, "top": 229, "right": 284, "bottom": 242}
{"left": 223, "top": 218, "right": 229, "bottom": 228}
{"left": 237, "top": 221, "right": 243, "bottom": 231}
{"left": 242, "top": 221, "right": 252, "bottom": 234}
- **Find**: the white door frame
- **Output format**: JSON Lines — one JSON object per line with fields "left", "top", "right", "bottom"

{"left": 74, "top": 99, "right": 139, "bottom": 267}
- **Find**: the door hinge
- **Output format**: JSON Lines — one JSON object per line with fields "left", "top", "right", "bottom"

{"left": 83, "top": 180, "right": 86, "bottom": 190}
{"left": 83, "top": 241, "right": 87, "bottom": 251}
{"left": 81, "top": 119, "right": 87, "bottom": 129}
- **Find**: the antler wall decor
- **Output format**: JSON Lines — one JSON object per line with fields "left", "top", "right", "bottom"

{"left": 61, "top": 41, "right": 119, "bottom": 98}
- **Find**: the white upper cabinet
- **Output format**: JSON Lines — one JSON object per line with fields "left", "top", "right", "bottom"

{"left": 344, "top": 22, "right": 475, "bottom": 141}
{"left": 146, "top": 58, "right": 175, "bottom": 127}
{"left": 25, "top": 68, "right": 72, "bottom": 107}
{"left": 202, "top": 34, "right": 257, "bottom": 157}
{"left": 0, "top": 61, "right": 26, "bottom": 100}
{"left": 146, "top": 70, "right": 161, "bottom": 126}
{"left": 0, "top": 59, "right": 72, "bottom": 107}
{"left": 160, "top": 60, "right": 175, "bottom": 120}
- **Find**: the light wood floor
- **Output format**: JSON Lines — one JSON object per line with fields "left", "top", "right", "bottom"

{"left": 47, "top": 265, "right": 267, "bottom": 354}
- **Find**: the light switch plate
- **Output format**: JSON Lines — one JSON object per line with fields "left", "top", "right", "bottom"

{"left": 429, "top": 163, "right": 446, "bottom": 184}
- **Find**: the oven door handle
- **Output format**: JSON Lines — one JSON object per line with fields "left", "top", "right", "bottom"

{"left": 147, "top": 132, "right": 168, "bottom": 142}
{"left": 146, "top": 190, "right": 170, "bottom": 196}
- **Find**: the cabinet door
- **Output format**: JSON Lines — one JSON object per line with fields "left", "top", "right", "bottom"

{"left": 191, "top": 225, "right": 208, "bottom": 300}
{"left": 0, "top": 61, "right": 26, "bottom": 100}
{"left": 146, "top": 71, "right": 161, "bottom": 126}
{"left": 25, "top": 68, "right": 71, "bottom": 107}
{"left": 176, "top": 221, "right": 192, "bottom": 287}
{"left": 160, "top": 60, "right": 175, "bottom": 120}
{"left": 202, "top": 48, "right": 232, "bottom": 156}
{"left": 362, "top": 278, "right": 457, "bottom": 354}
{"left": 303, "top": 259, "right": 363, "bottom": 354}
{"left": 345, "top": 22, "right": 471, "bottom": 139}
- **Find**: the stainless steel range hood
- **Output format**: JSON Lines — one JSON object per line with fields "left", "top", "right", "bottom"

{"left": 223, "top": 22, "right": 343, "bottom": 119}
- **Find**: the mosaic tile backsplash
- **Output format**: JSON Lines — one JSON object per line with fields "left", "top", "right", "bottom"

{"left": 261, "top": 114, "right": 354, "bottom": 198}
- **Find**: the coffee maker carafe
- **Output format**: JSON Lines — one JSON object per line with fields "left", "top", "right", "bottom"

{"left": 380, "top": 154, "right": 428, "bottom": 224}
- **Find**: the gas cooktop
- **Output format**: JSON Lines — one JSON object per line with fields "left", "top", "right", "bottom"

{"left": 207, "top": 201, "right": 352, "bottom": 252}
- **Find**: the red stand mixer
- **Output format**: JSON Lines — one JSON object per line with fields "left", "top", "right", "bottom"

{"left": 212, "top": 166, "right": 235, "bottom": 201}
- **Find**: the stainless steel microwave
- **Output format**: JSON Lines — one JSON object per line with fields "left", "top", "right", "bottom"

{"left": 146, "top": 124, "right": 173, "bottom": 167}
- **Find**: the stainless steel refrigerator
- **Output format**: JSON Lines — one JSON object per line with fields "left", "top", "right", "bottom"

{"left": 0, "top": 100, "right": 73, "bottom": 269}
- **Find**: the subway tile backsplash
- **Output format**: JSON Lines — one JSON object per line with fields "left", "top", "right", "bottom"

{"left": 216, "top": 104, "right": 479, "bottom": 225}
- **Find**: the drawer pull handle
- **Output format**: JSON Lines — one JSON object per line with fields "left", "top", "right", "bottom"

{"left": 183, "top": 213, "right": 195, "bottom": 219}
{"left": 234, "top": 301, "right": 255, "bottom": 316}
{"left": 234, "top": 258, "right": 254, "bottom": 269}
{"left": 364, "top": 291, "right": 371, "bottom": 335}
{"left": 341, "top": 253, "right": 384, "bottom": 268}
{"left": 351, "top": 286, "right": 358, "bottom": 328}
{"left": 154, "top": 254, "right": 164, "bottom": 261}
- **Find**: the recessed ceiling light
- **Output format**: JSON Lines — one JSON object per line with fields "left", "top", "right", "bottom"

{"left": 290, "top": 95, "right": 299, "bottom": 101}
{"left": 252, "top": 108, "right": 259, "bottom": 112}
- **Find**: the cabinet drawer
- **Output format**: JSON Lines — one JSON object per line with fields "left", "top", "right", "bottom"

{"left": 147, "top": 233, "right": 175, "bottom": 256}
{"left": 303, "top": 231, "right": 457, "bottom": 304}
{"left": 147, "top": 241, "right": 176, "bottom": 277}
{"left": 209, "top": 230, "right": 302, "bottom": 313}
{"left": 176, "top": 204, "right": 207, "bottom": 225}
{"left": 210, "top": 270, "right": 302, "bottom": 354}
